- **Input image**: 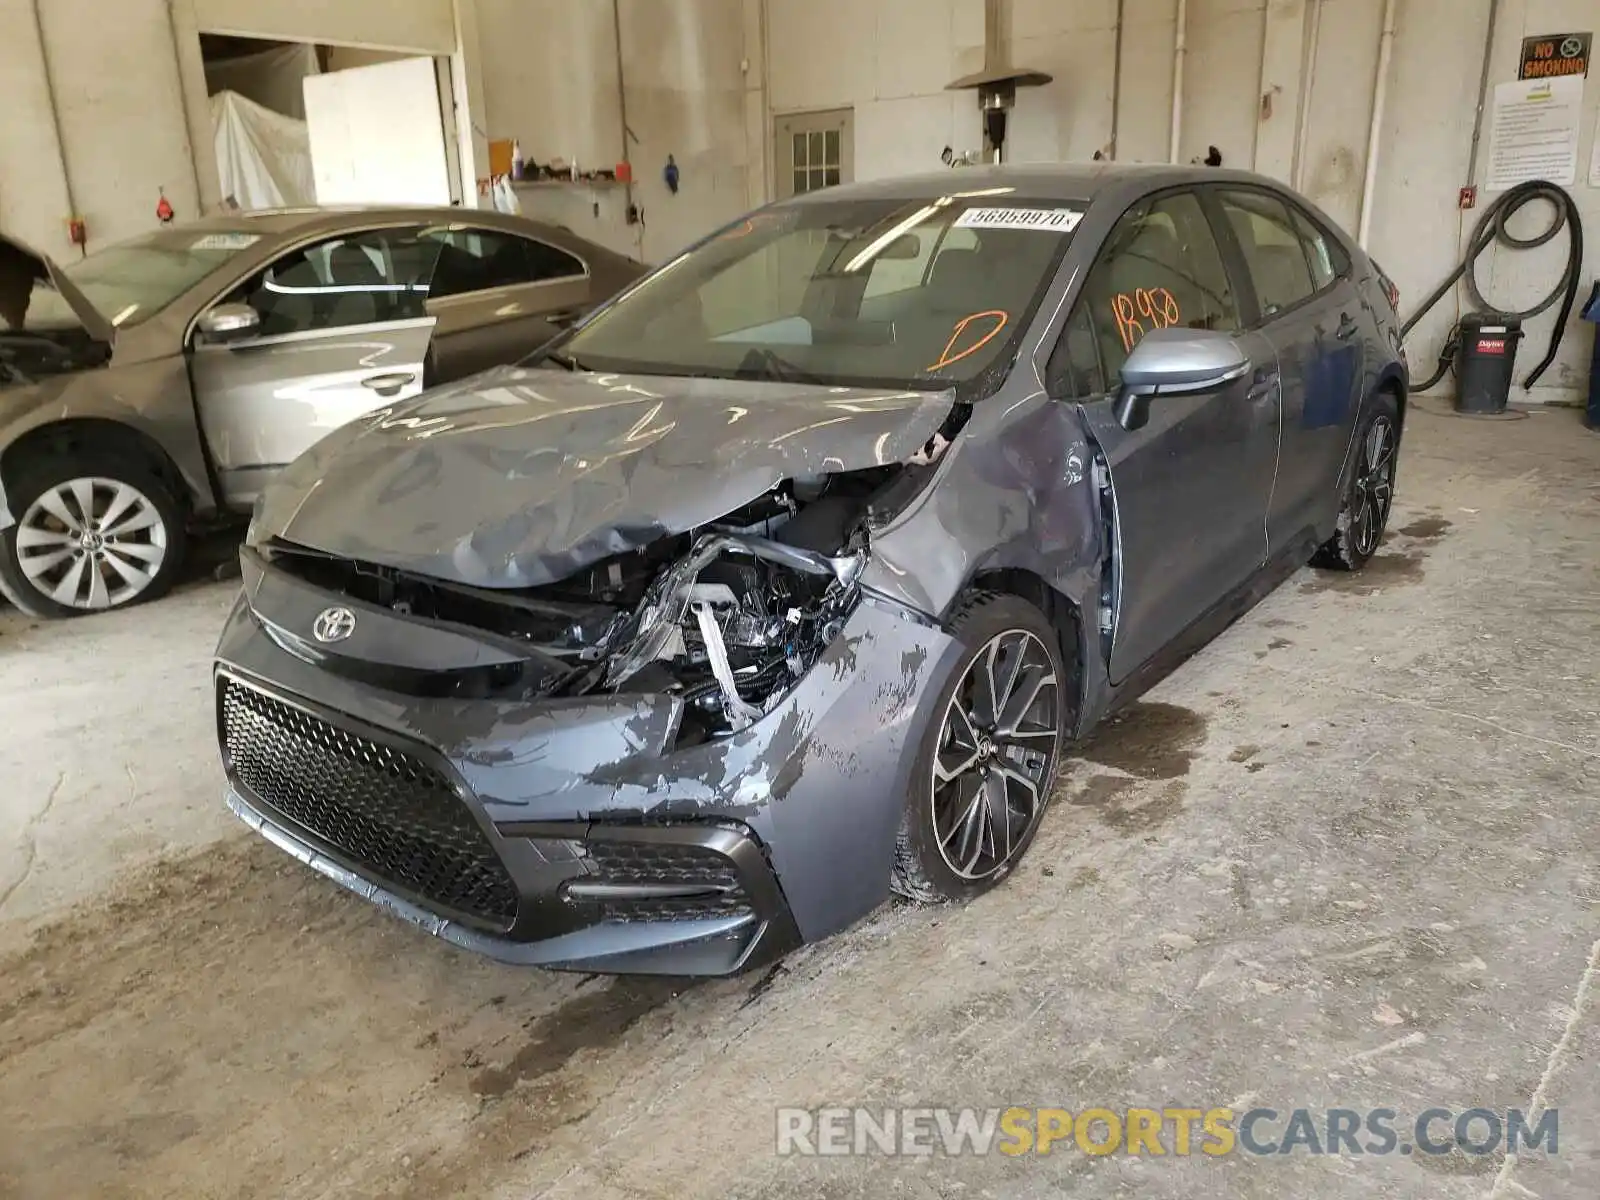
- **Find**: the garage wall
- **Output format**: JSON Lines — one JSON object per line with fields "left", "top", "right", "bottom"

{"left": 0, "top": 0, "right": 463, "bottom": 259}
{"left": 750, "top": 0, "right": 1599, "bottom": 405}
{"left": 190, "top": 0, "right": 456, "bottom": 53}
{"left": 0, "top": 0, "right": 201, "bottom": 257}
{"left": 768, "top": 0, "right": 987, "bottom": 179}
{"left": 469, "top": 0, "right": 765, "bottom": 264}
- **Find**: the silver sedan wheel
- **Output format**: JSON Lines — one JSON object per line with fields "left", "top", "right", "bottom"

{"left": 16, "top": 477, "right": 169, "bottom": 611}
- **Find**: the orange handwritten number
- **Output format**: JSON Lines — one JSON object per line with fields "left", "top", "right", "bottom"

{"left": 1111, "top": 287, "right": 1180, "bottom": 353}
{"left": 1112, "top": 293, "right": 1144, "bottom": 353}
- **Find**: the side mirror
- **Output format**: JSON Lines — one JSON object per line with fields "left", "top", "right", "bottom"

{"left": 1114, "top": 328, "right": 1249, "bottom": 431}
{"left": 198, "top": 303, "right": 261, "bottom": 343}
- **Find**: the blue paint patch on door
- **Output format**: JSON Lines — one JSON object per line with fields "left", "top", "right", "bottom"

{"left": 1303, "top": 342, "right": 1358, "bottom": 429}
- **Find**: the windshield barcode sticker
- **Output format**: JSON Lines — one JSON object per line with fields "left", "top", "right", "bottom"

{"left": 954, "top": 207, "right": 1084, "bottom": 232}
{"left": 191, "top": 233, "right": 261, "bottom": 251}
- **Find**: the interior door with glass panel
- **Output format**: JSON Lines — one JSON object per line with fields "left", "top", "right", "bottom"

{"left": 1045, "top": 190, "right": 1279, "bottom": 683}
{"left": 190, "top": 227, "right": 437, "bottom": 508}
{"left": 420, "top": 226, "right": 592, "bottom": 381}
{"left": 774, "top": 109, "right": 854, "bottom": 200}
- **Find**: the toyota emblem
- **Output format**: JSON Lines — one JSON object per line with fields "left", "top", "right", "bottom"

{"left": 313, "top": 606, "right": 357, "bottom": 644}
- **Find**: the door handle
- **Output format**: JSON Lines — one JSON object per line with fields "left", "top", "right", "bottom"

{"left": 1246, "top": 367, "right": 1279, "bottom": 403}
{"left": 362, "top": 372, "right": 416, "bottom": 397}
{"left": 1336, "top": 313, "right": 1359, "bottom": 340}
{"left": 545, "top": 309, "right": 582, "bottom": 328}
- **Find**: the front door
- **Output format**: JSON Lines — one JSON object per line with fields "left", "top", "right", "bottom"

{"left": 1047, "top": 189, "right": 1281, "bottom": 684}
{"left": 191, "top": 227, "right": 436, "bottom": 508}
{"left": 1210, "top": 188, "right": 1365, "bottom": 550}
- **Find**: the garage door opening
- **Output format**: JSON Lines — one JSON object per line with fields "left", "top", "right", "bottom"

{"left": 199, "top": 34, "right": 460, "bottom": 210}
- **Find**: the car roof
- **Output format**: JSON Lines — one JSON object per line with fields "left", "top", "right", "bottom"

{"left": 151, "top": 205, "right": 578, "bottom": 241}
{"left": 779, "top": 162, "right": 1294, "bottom": 206}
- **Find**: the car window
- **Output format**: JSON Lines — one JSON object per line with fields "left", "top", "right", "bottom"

{"left": 14, "top": 230, "right": 261, "bottom": 331}
{"left": 1046, "top": 304, "right": 1105, "bottom": 399}
{"left": 862, "top": 226, "right": 979, "bottom": 299}
{"left": 1285, "top": 203, "right": 1349, "bottom": 290}
{"left": 524, "top": 238, "right": 585, "bottom": 282}
{"left": 422, "top": 228, "right": 586, "bottom": 299}
{"left": 228, "top": 229, "right": 432, "bottom": 337}
{"left": 566, "top": 198, "right": 1081, "bottom": 393}
{"left": 1052, "top": 190, "right": 1239, "bottom": 394}
{"left": 862, "top": 229, "right": 936, "bottom": 299}
{"left": 699, "top": 228, "right": 834, "bottom": 337}
{"left": 1217, "top": 190, "right": 1317, "bottom": 318}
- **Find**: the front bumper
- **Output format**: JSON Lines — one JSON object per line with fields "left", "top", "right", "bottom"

{"left": 213, "top": 554, "right": 960, "bottom": 975}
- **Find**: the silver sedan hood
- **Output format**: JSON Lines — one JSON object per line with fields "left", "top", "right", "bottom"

{"left": 253, "top": 366, "right": 955, "bottom": 588}
{"left": 0, "top": 232, "right": 115, "bottom": 345}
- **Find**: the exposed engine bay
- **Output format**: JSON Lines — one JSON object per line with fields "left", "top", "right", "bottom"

{"left": 265, "top": 461, "right": 939, "bottom": 744}
{"left": 0, "top": 327, "right": 110, "bottom": 388}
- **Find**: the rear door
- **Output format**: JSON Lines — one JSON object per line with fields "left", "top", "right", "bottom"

{"left": 1046, "top": 188, "right": 1281, "bottom": 684}
{"left": 420, "top": 225, "right": 593, "bottom": 381}
{"left": 190, "top": 226, "right": 436, "bottom": 508}
{"left": 1208, "top": 188, "right": 1365, "bottom": 551}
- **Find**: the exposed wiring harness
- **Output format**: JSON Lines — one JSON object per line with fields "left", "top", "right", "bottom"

{"left": 1401, "top": 179, "right": 1584, "bottom": 394}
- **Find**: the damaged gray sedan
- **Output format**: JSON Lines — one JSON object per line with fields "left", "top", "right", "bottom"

{"left": 216, "top": 165, "right": 1407, "bottom": 975}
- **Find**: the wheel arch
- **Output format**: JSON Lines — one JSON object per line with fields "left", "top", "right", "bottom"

{"left": 0, "top": 418, "right": 192, "bottom": 525}
{"left": 949, "top": 567, "right": 1089, "bottom": 731}
{"left": 1376, "top": 366, "right": 1407, "bottom": 433}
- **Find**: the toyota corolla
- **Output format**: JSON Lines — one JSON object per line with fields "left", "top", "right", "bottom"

{"left": 214, "top": 164, "right": 1406, "bottom": 975}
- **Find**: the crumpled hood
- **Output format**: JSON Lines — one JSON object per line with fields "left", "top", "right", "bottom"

{"left": 254, "top": 366, "right": 955, "bottom": 588}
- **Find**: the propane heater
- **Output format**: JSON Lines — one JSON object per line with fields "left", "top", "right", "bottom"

{"left": 945, "top": 0, "right": 1051, "bottom": 164}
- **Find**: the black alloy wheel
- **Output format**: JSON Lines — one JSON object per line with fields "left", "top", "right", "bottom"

{"left": 892, "top": 593, "right": 1070, "bottom": 903}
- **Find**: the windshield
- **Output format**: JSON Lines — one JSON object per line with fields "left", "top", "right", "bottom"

{"left": 23, "top": 229, "right": 263, "bottom": 331}
{"left": 561, "top": 195, "right": 1083, "bottom": 393}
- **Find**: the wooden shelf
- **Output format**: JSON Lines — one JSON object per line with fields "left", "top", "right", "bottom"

{"left": 511, "top": 177, "right": 626, "bottom": 189}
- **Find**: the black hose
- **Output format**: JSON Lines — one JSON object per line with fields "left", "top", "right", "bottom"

{"left": 1400, "top": 179, "right": 1584, "bottom": 394}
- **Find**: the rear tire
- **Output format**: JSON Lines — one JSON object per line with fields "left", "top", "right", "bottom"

{"left": 1311, "top": 392, "right": 1400, "bottom": 572}
{"left": 0, "top": 453, "right": 186, "bottom": 619}
{"left": 891, "top": 592, "right": 1070, "bottom": 904}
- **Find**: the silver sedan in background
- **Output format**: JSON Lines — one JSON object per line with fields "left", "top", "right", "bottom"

{"left": 0, "top": 208, "right": 644, "bottom": 617}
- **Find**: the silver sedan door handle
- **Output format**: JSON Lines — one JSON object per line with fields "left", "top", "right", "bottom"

{"left": 362, "top": 372, "right": 416, "bottom": 397}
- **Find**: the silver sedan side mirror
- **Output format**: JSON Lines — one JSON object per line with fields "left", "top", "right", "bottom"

{"left": 198, "top": 303, "right": 261, "bottom": 342}
{"left": 1115, "top": 328, "right": 1249, "bottom": 431}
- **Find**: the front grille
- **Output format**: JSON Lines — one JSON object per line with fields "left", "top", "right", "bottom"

{"left": 584, "top": 838, "right": 753, "bottom": 922}
{"left": 220, "top": 678, "right": 518, "bottom": 928}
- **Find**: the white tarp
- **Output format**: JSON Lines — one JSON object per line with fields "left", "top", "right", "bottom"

{"left": 211, "top": 90, "right": 315, "bottom": 210}
{"left": 203, "top": 42, "right": 320, "bottom": 120}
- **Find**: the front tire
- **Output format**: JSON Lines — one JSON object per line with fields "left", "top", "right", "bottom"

{"left": 0, "top": 454, "right": 186, "bottom": 618}
{"left": 891, "top": 592, "right": 1069, "bottom": 904}
{"left": 1312, "top": 393, "right": 1400, "bottom": 572}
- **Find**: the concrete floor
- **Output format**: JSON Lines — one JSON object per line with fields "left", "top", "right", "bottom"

{"left": 1, "top": 404, "right": 1596, "bottom": 1199}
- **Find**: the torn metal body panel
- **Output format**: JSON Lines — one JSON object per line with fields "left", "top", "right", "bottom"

{"left": 858, "top": 389, "right": 1102, "bottom": 620}
{"left": 217, "top": 579, "right": 956, "bottom": 970}
{"left": 214, "top": 163, "right": 1407, "bottom": 975}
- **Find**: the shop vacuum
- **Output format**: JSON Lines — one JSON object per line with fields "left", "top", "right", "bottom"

{"left": 1399, "top": 179, "right": 1586, "bottom": 417}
